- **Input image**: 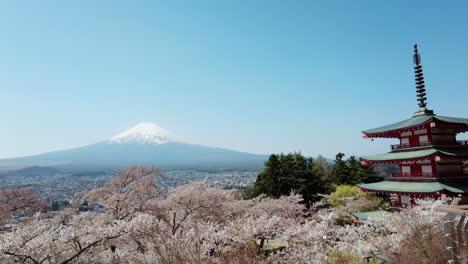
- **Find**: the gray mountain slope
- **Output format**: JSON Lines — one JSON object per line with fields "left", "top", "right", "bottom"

{"left": 1, "top": 142, "right": 268, "bottom": 171}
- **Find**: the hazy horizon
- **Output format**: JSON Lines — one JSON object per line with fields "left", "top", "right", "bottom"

{"left": 1, "top": 1, "right": 467, "bottom": 159}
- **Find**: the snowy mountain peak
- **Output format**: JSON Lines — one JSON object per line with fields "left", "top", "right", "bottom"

{"left": 108, "top": 123, "right": 185, "bottom": 144}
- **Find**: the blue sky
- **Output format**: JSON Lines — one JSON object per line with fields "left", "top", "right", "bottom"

{"left": 1, "top": 0, "right": 467, "bottom": 159}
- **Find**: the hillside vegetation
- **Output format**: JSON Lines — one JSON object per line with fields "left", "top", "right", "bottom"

{"left": 0, "top": 166, "right": 453, "bottom": 264}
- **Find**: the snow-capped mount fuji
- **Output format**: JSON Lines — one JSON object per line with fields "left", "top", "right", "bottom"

{"left": 108, "top": 123, "right": 185, "bottom": 144}
{"left": 0, "top": 123, "right": 268, "bottom": 171}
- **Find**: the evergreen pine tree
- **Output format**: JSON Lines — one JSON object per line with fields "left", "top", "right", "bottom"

{"left": 329, "top": 153, "right": 352, "bottom": 185}
{"left": 249, "top": 152, "right": 327, "bottom": 205}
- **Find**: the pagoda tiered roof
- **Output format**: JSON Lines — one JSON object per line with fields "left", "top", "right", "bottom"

{"left": 357, "top": 45, "right": 468, "bottom": 204}
{"left": 361, "top": 147, "right": 468, "bottom": 164}
{"left": 362, "top": 114, "right": 468, "bottom": 138}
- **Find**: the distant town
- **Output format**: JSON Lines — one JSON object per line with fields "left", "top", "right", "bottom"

{"left": 0, "top": 166, "right": 259, "bottom": 206}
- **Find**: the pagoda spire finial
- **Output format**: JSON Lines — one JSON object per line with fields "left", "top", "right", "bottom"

{"left": 412, "top": 44, "right": 433, "bottom": 116}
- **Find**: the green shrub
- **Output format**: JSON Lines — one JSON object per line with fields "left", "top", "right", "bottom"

{"left": 328, "top": 185, "right": 385, "bottom": 210}
{"left": 328, "top": 185, "right": 360, "bottom": 207}
{"left": 335, "top": 214, "right": 353, "bottom": 226}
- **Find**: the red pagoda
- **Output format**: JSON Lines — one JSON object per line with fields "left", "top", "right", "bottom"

{"left": 358, "top": 45, "right": 468, "bottom": 207}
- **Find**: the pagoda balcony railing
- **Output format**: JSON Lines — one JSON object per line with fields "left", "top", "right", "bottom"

{"left": 392, "top": 172, "right": 438, "bottom": 178}
{"left": 392, "top": 172, "right": 468, "bottom": 179}
{"left": 390, "top": 140, "right": 468, "bottom": 151}
{"left": 390, "top": 142, "right": 432, "bottom": 150}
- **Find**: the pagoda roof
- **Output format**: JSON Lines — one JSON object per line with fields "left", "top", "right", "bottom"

{"left": 358, "top": 180, "right": 468, "bottom": 194}
{"left": 361, "top": 147, "right": 468, "bottom": 163}
{"left": 352, "top": 210, "right": 392, "bottom": 220}
{"left": 362, "top": 114, "right": 468, "bottom": 137}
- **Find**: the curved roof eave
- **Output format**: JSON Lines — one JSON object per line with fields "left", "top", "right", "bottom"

{"left": 357, "top": 181, "right": 444, "bottom": 193}
{"left": 361, "top": 148, "right": 468, "bottom": 162}
{"left": 361, "top": 148, "right": 437, "bottom": 162}
{"left": 357, "top": 181, "right": 468, "bottom": 194}
{"left": 362, "top": 115, "right": 433, "bottom": 135}
{"left": 362, "top": 114, "right": 468, "bottom": 136}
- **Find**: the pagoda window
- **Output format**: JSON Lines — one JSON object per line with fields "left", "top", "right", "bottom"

{"left": 401, "top": 165, "right": 411, "bottom": 176}
{"left": 419, "top": 135, "right": 429, "bottom": 144}
{"left": 421, "top": 165, "right": 433, "bottom": 176}
{"left": 401, "top": 137, "right": 410, "bottom": 147}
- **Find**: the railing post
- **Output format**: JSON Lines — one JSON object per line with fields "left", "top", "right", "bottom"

{"left": 444, "top": 213, "right": 459, "bottom": 264}
{"left": 461, "top": 216, "right": 468, "bottom": 264}
{"left": 437, "top": 206, "right": 468, "bottom": 264}
{"left": 456, "top": 216, "right": 467, "bottom": 264}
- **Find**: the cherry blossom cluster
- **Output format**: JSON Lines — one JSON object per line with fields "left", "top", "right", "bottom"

{"left": 0, "top": 166, "right": 457, "bottom": 263}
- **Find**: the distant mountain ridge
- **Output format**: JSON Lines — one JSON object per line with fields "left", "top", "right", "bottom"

{"left": 0, "top": 123, "right": 268, "bottom": 171}
{"left": 15, "top": 166, "right": 60, "bottom": 176}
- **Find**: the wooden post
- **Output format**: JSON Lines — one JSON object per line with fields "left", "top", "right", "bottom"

{"left": 460, "top": 216, "right": 468, "bottom": 264}
{"left": 437, "top": 206, "right": 468, "bottom": 264}
{"left": 444, "top": 213, "right": 459, "bottom": 264}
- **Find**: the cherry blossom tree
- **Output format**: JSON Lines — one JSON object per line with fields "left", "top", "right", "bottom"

{"left": 85, "top": 166, "right": 163, "bottom": 220}
{"left": 0, "top": 166, "right": 458, "bottom": 264}
{"left": 0, "top": 167, "right": 161, "bottom": 263}
{"left": 0, "top": 188, "right": 45, "bottom": 226}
